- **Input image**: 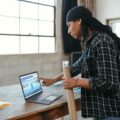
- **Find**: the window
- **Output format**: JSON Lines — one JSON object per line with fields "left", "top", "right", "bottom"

{"left": 106, "top": 17, "right": 120, "bottom": 38}
{"left": 0, "top": 0, "right": 55, "bottom": 54}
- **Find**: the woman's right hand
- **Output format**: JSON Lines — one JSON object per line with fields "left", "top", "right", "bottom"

{"left": 40, "top": 78, "right": 56, "bottom": 86}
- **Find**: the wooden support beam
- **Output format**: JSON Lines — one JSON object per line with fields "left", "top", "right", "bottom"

{"left": 63, "top": 61, "right": 77, "bottom": 120}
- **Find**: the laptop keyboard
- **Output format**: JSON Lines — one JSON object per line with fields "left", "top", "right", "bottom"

{"left": 38, "top": 93, "right": 50, "bottom": 100}
{"left": 29, "top": 92, "right": 50, "bottom": 101}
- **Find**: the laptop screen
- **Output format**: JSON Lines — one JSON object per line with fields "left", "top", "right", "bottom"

{"left": 19, "top": 72, "right": 42, "bottom": 99}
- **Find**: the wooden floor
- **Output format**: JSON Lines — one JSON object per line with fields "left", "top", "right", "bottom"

{"left": 56, "top": 111, "right": 94, "bottom": 120}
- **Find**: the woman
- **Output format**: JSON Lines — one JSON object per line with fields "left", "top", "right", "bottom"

{"left": 41, "top": 6, "right": 120, "bottom": 120}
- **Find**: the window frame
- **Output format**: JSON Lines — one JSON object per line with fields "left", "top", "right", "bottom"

{"left": 0, "top": 0, "right": 56, "bottom": 55}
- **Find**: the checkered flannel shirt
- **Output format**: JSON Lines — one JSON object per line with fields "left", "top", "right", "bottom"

{"left": 71, "top": 31, "right": 120, "bottom": 118}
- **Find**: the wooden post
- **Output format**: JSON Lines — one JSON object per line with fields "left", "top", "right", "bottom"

{"left": 62, "top": 61, "right": 77, "bottom": 120}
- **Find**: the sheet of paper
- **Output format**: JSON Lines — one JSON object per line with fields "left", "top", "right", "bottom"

{"left": 0, "top": 101, "right": 11, "bottom": 109}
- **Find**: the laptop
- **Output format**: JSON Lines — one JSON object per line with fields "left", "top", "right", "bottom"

{"left": 19, "top": 71, "right": 63, "bottom": 105}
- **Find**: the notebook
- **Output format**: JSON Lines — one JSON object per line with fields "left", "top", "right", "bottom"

{"left": 19, "top": 71, "right": 62, "bottom": 105}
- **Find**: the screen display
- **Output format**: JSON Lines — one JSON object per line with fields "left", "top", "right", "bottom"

{"left": 20, "top": 72, "right": 42, "bottom": 98}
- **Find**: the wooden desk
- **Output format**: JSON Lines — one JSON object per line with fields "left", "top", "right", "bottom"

{"left": 0, "top": 84, "right": 81, "bottom": 120}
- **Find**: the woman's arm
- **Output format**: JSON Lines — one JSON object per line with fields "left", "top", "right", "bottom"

{"left": 53, "top": 72, "right": 63, "bottom": 82}
{"left": 40, "top": 72, "right": 63, "bottom": 86}
{"left": 63, "top": 77, "right": 91, "bottom": 89}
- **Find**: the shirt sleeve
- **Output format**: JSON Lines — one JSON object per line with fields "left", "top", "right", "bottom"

{"left": 71, "top": 54, "right": 84, "bottom": 77}
{"left": 89, "top": 40, "right": 119, "bottom": 93}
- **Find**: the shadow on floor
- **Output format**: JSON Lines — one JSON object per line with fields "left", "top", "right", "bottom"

{"left": 56, "top": 110, "right": 94, "bottom": 120}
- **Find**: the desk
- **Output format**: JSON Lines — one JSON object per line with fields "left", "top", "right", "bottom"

{"left": 0, "top": 84, "right": 81, "bottom": 120}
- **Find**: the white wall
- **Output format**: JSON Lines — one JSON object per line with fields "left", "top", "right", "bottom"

{"left": 0, "top": 0, "right": 69, "bottom": 86}
{"left": 96, "top": 0, "right": 120, "bottom": 24}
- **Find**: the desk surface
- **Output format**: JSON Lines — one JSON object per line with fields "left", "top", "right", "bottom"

{"left": 0, "top": 84, "right": 81, "bottom": 120}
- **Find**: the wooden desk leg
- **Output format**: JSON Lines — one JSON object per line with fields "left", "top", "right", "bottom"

{"left": 61, "top": 117, "right": 64, "bottom": 120}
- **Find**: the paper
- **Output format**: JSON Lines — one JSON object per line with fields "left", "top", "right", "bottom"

{"left": 0, "top": 101, "right": 11, "bottom": 109}
{"left": 73, "top": 87, "right": 81, "bottom": 94}
{"left": 51, "top": 81, "right": 63, "bottom": 86}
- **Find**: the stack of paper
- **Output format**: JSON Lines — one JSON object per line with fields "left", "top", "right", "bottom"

{"left": 0, "top": 101, "right": 11, "bottom": 109}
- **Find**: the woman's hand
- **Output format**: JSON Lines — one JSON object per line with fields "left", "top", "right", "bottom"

{"left": 63, "top": 76, "right": 91, "bottom": 89}
{"left": 40, "top": 78, "right": 56, "bottom": 86}
{"left": 63, "top": 77, "right": 77, "bottom": 89}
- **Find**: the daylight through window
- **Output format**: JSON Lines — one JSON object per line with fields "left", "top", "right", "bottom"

{"left": 0, "top": 0, "right": 55, "bottom": 54}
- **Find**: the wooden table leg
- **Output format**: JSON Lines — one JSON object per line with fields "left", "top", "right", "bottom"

{"left": 61, "top": 117, "right": 64, "bottom": 120}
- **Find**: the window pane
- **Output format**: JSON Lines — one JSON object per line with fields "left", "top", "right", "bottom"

{"left": 20, "top": 19, "right": 38, "bottom": 35}
{"left": 39, "top": 21, "right": 54, "bottom": 36}
{"left": 110, "top": 23, "right": 120, "bottom": 37}
{"left": 39, "top": 0, "right": 55, "bottom": 6}
{"left": 0, "top": 16, "right": 19, "bottom": 34}
{"left": 39, "top": 5, "right": 54, "bottom": 21}
{"left": 20, "top": 36, "right": 38, "bottom": 54}
{"left": 25, "top": 0, "right": 39, "bottom": 3}
{"left": 39, "top": 37, "right": 55, "bottom": 53}
{"left": 0, "top": 0, "right": 19, "bottom": 17}
{"left": 0, "top": 0, "right": 55, "bottom": 55}
{"left": 20, "top": 1, "right": 38, "bottom": 19}
{"left": 0, "top": 36, "right": 19, "bottom": 54}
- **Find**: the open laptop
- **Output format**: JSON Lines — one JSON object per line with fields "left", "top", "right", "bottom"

{"left": 19, "top": 71, "right": 63, "bottom": 105}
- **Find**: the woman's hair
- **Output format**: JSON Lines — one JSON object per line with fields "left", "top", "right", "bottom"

{"left": 66, "top": 6, "right": 120, "bottom": 45}
{"left": 80, "top": 19, "right": 89, "bottom": 42}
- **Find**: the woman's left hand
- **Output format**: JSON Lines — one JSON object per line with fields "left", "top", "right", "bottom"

{"left": 62, "top": 77, "right": 76, "bottom": 89}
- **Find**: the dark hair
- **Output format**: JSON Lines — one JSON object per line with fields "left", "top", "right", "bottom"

{"left": 80, "top": 19, "right": 89, "bottom": 42}
{"left": 66, "top": 6, "right": 92, "bottom": 22}
{"left": 66, "top": 6, "right": 120, "bottom": 47}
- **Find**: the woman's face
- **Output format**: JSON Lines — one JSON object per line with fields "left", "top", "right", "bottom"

{"left": 67, "top": 20, "right": 81, "bottom": 39}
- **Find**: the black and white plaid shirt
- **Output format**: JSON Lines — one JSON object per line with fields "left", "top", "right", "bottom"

{"left": 71, "top": 31, "right": 120, "bottom": 118}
